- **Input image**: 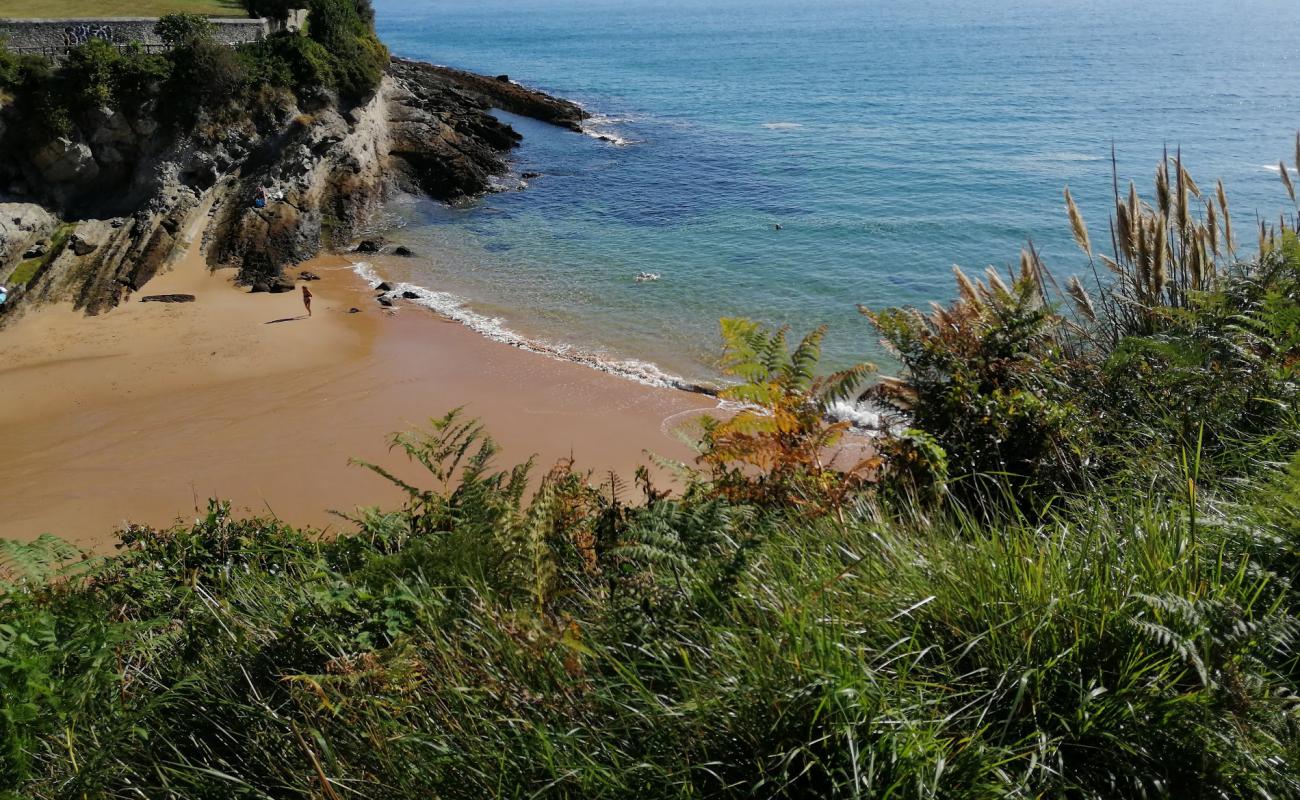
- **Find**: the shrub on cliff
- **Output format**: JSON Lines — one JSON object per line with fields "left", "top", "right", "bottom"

{"left": 164, "top": 37, "right": 248, "bottom": 120}
{"left": 154, "top": 13, "right": 216, "bottom": 48}
{"left": 238, "top": 32, "right": 334, "bottom": 98}
{"left": 240, "top": 0, "right": 300, "bottom": 21}
{"left": 59, "top": 40, "right": 121, "bottom": 108}
{"left": 865, "top": 148, "right": 1300, "bottom": 514}
{"left": 0, "top": 40, "right": 20, "bottom": 91}
{"left": 306, "top": 0, "right": 388, "bottom": 101}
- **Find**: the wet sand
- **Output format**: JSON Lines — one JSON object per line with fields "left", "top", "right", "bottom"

{"left": 0, "top": 213, "right": 716, "bottom": 548}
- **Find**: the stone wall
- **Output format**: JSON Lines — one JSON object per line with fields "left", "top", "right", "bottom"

{"left": 0, "top": 16, "right": 294, "bottom": 54}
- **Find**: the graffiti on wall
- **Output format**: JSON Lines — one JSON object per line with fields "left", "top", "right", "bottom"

{"left": 62, "top": 24, "right": 117, "bottom": 46}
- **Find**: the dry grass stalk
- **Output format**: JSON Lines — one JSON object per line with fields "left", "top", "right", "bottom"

{"left": 1065, "top": 187, "right": 1091, "bottom": 256}
{"left": 1127, "top": 183, "right": 1141, "bottom": 260}
{"left": 1206, "top": 200, "right": 1218, "bottom": 255}
{"left": 984, "top": 267, "right": 1011, "bottom": 299}
{"left": 1216, "top": 180, "right": 1233, "bottom": 254}
{"left": 1066, "top": 275, "right": 1096, "bottom": 321}
{"left": 1155, "top": 162, "right": 1171, "bottom": 217}
{"left": 1152, "top": 219, "right": 1168, "bottom": 300}
{"left": 1176, "top": 153, "right": 1191, "bottom": 240}
{"left": 1116, "top": 195, "right": 1133, "bottom": 259}
{"left": 1179, "top": 162, "right": 1201, "bottom": 198}
{"left": 1280, "top": 161, "right": 1296, "bottom": 203}
{"left": 952, "top": 266, "right": 984, "bottom": 310}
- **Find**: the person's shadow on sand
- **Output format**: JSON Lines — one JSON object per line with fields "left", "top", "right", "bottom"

{"left": 265, "top": 316, "right": 309, "bottom": 324}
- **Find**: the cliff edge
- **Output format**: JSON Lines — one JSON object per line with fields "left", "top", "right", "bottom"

{"left": 0, "top": 54, "right": 586, "bottom": 318}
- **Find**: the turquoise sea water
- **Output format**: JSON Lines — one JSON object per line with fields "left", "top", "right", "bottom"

{"left": 369, "top": 0, "right": 1299, "bottom": 385}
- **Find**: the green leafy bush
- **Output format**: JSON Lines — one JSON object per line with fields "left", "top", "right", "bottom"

{"left": 240, "top": 0, "right": 300, "bottom": 20}
{"left": 306, "top": 0, "right": 388, "bottom": 101}
{"left": 3, "top": 412, "right": 1299, "bottom": 796}
{"left": 865, "top": 149, "right": 1300, "bottom": 512}
{"left": 153, "top": 12, "right": 215, "bottom": 48}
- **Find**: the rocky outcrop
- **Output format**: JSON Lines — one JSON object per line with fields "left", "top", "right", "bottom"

{"left": 0, "top": 58, "right": 584, "bottom": 316}
{"left": 0, "top": 204, "right": 55, "bottom": 269}
{"left": 392, "top": 60, "right": 587, "bottom": 132}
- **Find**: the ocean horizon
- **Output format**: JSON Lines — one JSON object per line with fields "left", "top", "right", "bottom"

{"left": 367, "top": 0, "right": 1299, "bottom": 386}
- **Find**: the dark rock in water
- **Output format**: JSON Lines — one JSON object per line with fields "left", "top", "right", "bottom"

{"left": 348, "top": 307, "right": 361, "bottom": 314}
{"left": 268, "top": 277, "right": 295, "bottom": 293}
{"left": 140, "top": 293, "right": 196, "bottom": 303}
{"left": 677, "top": 381, "right": 721, "bottom": 397}
{"left": 375, "top": 281, "right": 392, "bottom": 292}
{"left": 299, "top": 271, "right": 321, "bottom": 281}
{"left": 250, "top": 282, "right": 269, "bottom": 293}
{"left": 521, "top": 171, "right": 542, "bottom": 180}
{"left": 390, "top": 59, "right": 588, "bottom": 133}
{"left": 356, "top": 239, "right": 382, "bottom": 253}
{"left": 378, "top": 296, "right": 394, "bottom": 307}
{"left": 392, "top": 246, "right": 414, "bottom": 257}
{"left": 401, "top": 290, "right": 419, "bottom": 299}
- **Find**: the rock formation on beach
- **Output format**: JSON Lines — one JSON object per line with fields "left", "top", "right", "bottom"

{"left": 0, "top": 55, "right": 586, "bottom": 318}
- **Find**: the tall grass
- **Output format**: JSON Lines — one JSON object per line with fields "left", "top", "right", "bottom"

{"left": 4, "top": 142, "right": 1300, "bottom": 798}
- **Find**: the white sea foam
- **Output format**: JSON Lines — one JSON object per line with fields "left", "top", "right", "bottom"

{"left": 351, "top": 261, "right": 712, "bottom": 393}
{"left": 761, "top": 122, "right": 804, "bottom": 130}
{"left": 357, "top": 260, "right": 908, "bottom": 430}
{"left": 826, "top": 399, "right": 899, "bottom": 435}
{"left": 1262, "top": 164, "right": 1299, "bottom": 175}
{"left": 578, "top": 110, "right": 640, "bottom": 146}
{"left": 352, "top": 262, "right": 897, "bottom": 432}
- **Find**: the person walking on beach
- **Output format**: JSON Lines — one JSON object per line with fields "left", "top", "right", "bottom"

{"left": 301, "top": 284, "right": 313, "bottom": 317}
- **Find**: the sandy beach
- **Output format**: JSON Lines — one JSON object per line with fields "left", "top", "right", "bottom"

{"left": 0, "top": 209, "right": 717, "bottom": 548}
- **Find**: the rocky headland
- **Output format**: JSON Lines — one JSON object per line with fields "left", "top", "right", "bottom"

{"left": 0, "top": 56, "right": 586, "bottom": 318}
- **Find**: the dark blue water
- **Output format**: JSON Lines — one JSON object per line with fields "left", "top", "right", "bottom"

{"left": 370, "top": 0, "right": 1299, "bottom": 383}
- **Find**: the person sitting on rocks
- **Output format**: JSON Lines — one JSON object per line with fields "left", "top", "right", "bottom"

{"left": 254, "top": 185, "right": 267, "bottom": 209}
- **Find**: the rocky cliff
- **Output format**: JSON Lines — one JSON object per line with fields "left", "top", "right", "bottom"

{"left": 0, "top": 56, "right": 586, "bottom": 317}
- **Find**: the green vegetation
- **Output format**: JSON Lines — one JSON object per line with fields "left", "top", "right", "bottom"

{"left": 5, "top": 223, "right": 73, "bottom": 288}
{"left": 0, "top": 1, "right": 386, "bottom": 147}
{"left": 4, "top": 148, "right": 1300, "bottom": 797}
{"left": 0, "top": 0, "right": 246, "bottom": 19}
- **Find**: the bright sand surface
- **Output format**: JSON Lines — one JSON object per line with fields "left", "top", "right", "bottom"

{"left": 0, "top": 209, "right": 718, "bottom": 548}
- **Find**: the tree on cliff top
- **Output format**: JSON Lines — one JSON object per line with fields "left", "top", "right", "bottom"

{"left": 239, "top": 0, "right": 299, "bottom": 22}
{"left": 154, "top": 13, "right": 216, "bottom": 48}
{"left": 305, "top": 0, "right": 387, "bottom": 101}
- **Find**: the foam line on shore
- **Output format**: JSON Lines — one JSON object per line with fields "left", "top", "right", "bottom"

{"left": 352, "top": 261, "right": 896, "bottom": 432}
{"left": 352, "top": 261, "right": 712, "bottom": 394}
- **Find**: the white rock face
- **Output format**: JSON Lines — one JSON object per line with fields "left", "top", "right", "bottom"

{"left": 0, "top": 203, "right": 56, "bottom": 270}
{"left": 32, "top": 137, "right": 100, "bottom": 183}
